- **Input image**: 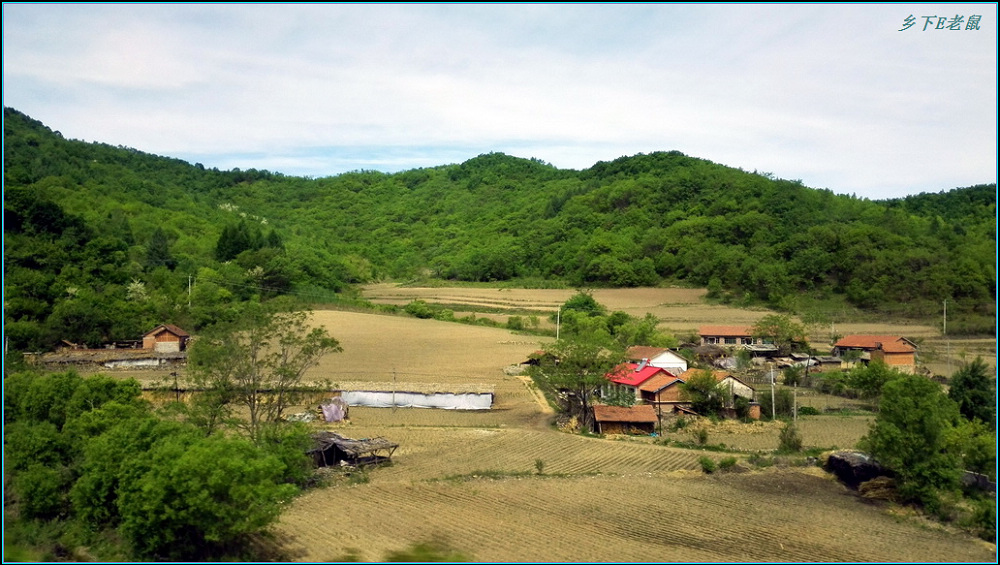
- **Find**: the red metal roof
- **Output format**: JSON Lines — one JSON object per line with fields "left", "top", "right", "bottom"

{"left": 606, "top": 363, "right": 670, "bottom": 387}
{"left": 593, "top": 404, "right": 658, "bottom": 423}
{"left": 834, "top": 335, "right": 915, "bottom": 352}
{"left": 699, "top": 325, "right": 752, "bottom": 337}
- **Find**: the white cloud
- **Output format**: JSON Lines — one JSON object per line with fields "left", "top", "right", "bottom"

{"left": 3, "top": 4, "right": 995, "bottom": 198}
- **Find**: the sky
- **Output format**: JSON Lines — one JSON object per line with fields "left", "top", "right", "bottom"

{"left": 3, "top": 3, "right": 997, "bottom": 199}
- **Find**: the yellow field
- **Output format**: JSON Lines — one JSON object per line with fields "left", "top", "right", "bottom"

{"left": 267, "top": 305, "right": 994, "bottom": 562}
{"left": 91, "top": 286, "right": 995, "bottom": 561}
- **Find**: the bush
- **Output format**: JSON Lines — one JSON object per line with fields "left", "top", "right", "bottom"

{"left": 12, "top": 463, "right": 73, "bottom": 519}
{"left": 759, "top": 388, "right": 794, "bottom": 420}
{"left": 698, "top": 456, "right": 716, "bottom": 474}
{"left": 778, "top": 423, "right": 803, "bottom": 453}
{"left": 384, "top": 539, "right": 470, "bottom": 562}
{"left": 734, "top": 396, "right": 751, "bottom": 420}
{"left": 404, "top": 300, "right": 435, "bottom": 319}
{"left": 798, "top": 406, "right": 820, "bottom": 416}
{"left": 506, "top": 316, "right": 524, "bottom": 331}
{"left": 965, "top": 497, "right": 996, "bottom": 543}
{"left": 693, "top": 427, "right": 709, "bottom": 445}
{"left": 718, "top": 457, "right": 738, "bottom": 471}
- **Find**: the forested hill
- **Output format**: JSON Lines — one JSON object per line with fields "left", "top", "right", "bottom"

{"left": 3, "top": 107, "right": 995, "bottom": 350}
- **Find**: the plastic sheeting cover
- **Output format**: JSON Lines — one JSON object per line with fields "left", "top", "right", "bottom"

{"left": 341, "top": 390, "right": 492, "bottom": 410}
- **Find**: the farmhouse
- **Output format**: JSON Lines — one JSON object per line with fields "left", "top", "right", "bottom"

{"left": 605, "top": 362, "right": 673, "bottom": 402}
{"left": 832, "top": 335, "right": 917, "bottom": 373}
{"left": 675, "top": 368, "right": 759, "bottom": 419}
{"left": 625, "top": 346, "right": 688, "bottom": 375}
{"left": 699, "top": 325, "right": 760, "bottom": 347}
{"left": 592, "top": 404, "right": 658, "bottom": 435}
{"left": 142, "top": 324, "right": 190, "bottom": 353}
{"left": 637, "top": 371, "right": 687, "bottom": 413}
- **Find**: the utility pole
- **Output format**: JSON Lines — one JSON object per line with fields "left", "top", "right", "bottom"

{"left": 944, "top": 299, "right": 951, "bottom": 377}
{"left": 770, "top": 364, "right": 776, "bottom": 421}
{"left": 556, "top": 307, "right": 561, "bottom": 341}
{"left": 188, "top": 274, "right": 192, "bottom": 308}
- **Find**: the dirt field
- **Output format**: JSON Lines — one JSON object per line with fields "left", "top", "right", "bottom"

{"left": 278, "top": 466, "right": 993, "bottom": 562}
{"left": 268, "top": 306, "right": 994, "bottom": 562}
{"left": 89, "top": 287, "right": 995, "bottom": 561}
{"left": 361, "top": 283, "right": 946, "bottom": 341}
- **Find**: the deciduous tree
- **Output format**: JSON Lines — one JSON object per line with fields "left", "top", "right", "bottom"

{"left": 861, "top": 374, "right": 961, "bottom": 510}
{"left": 528, "top": 338, "right": 623, "bottom": 432}
{"left": 188, "top": 299, "right": 341, "bottom": 443}
{"left": 948, "top": 357, "right": 995, "bottom": 429}
{"left": 750, "top": 314, "right": 806, "bottom": 356}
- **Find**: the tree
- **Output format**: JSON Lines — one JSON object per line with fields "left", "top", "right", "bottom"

{"left": 528, "top": 338, "right": 623, "bottom": 432}
{"left": 680, "top": 370, "right": 726, "bottom": 417}
{"left": 115, "top": 432, "right": 298, "bottom": 560}
{"left": 948, "top": 357, "right": 995, "bottom": 429}
{"left": 847, "top": 361, "right": 905, "bottom": 407}
{"left": 561, "top": 291, "right": 606, "bottom": 317}
{"left": 861, "top": 374, "right": 962, "bottom": 511}
{"left": 750, "top": 314, "right": 806, "bottom": 356}
{"left": 188, "top": 300, "right": 341, "bottom": 443}
{"left": 145, "top": 227, "right": 176, "bottom": 270}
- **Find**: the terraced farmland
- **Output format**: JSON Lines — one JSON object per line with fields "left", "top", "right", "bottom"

{"left": 95, "top": 287, "right": 994, "bottom": 561}
{"left": 277, "top": 463, "right": 994, "bottom": 563}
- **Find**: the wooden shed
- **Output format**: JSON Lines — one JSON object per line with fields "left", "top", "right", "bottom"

{"left": 309, "top": 431, "right": 399, "bottom": 468}
{"left": 142, "top": 324, "right": 190, "bottom": 353}
{"left": 592, "top": 404, "right": 658, "bottom": 435}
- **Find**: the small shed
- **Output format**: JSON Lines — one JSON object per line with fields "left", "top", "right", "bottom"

{"left": 309, "top": 431, "right": 399, "bottom": 468}
{"left": 142, "top": 324, "right": 190, "bottom": 353}
{"left": 592, "top": 404, "right": 658, "bottom": 435}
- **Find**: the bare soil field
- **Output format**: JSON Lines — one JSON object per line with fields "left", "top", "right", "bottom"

{"left": 82, "top": 289, "right": 994, "bottom": 561}
{"left": 277, "top": 464, "right": 994, "bottom": 563}
{"left": 659, "top": 416, "right": 874, "bottom": 452}
{"left": 361, "top": 284, "right": 948, "bottom": 343}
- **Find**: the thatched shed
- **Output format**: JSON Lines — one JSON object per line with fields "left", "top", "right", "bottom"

{"left": 592, "top": 404, "right": 658, "bottom": 435}
{"left": 309, "top": 431, "right": 398, "bottom": 468}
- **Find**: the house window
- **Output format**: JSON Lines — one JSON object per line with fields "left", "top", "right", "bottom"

{"left": 725, "top": 337, "right": 737, "bottom": 345}
{"left": 707, "top": 337, "right": 717, "bottom": 344}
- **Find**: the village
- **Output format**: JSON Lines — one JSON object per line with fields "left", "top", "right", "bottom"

{"left": 31, "top": 318, "right": 923, "bottom": 467}
{"left": 11, "top": 289, "right": 995, "bottom": 561}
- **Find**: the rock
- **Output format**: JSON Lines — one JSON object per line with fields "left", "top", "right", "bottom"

{"left": 825, "top": 450, "right": 890, "bottom": 488}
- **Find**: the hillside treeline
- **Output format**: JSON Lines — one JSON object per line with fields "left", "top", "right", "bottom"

{"left": 3, "top": 107, "right": 995, "bottom": 351}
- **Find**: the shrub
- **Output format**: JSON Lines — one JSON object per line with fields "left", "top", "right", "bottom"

{"left": 404, "top": 300, "right": 435, "bottom": 319}
{"left": 669, "top": 418, "right": 689, "bottom": 431}
{"left": 384, "top": 539, "right": 469, "bottom": 562}
{"left": 693, "top": 427, "right": 709, "bottom": 445}
{"left": 718, "top": 457, "right": 738, "bottom": 471}
{"left": 798, "top": 406, "right": 820, "bottom": 416}
{"left": 778, "top": 423, "right": 803, "bottom": 453}
{"left": 506, "top": 316, "right": 524, "bottom": 331}
{"left": 759, "top": 388, "right": 794, "bottom": 419}
{"left": 698, "top": 456, "right": 716, "bottom": 474}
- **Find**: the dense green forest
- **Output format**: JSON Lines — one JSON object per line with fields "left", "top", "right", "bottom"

{"left": 3, "top": 107, "right": 995, "bottom": 351}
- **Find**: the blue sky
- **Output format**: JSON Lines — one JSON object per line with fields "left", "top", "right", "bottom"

{"left": 3, "top": 4, "right": 996, "bottom": 199}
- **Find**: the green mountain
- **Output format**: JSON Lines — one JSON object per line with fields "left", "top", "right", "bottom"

{"left": 3, "top": 107, "right": 995, "bottom": 350}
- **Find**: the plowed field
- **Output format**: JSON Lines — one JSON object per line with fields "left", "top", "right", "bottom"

{"left": 263, "top": 307, "right": 994, "bottom": 562}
